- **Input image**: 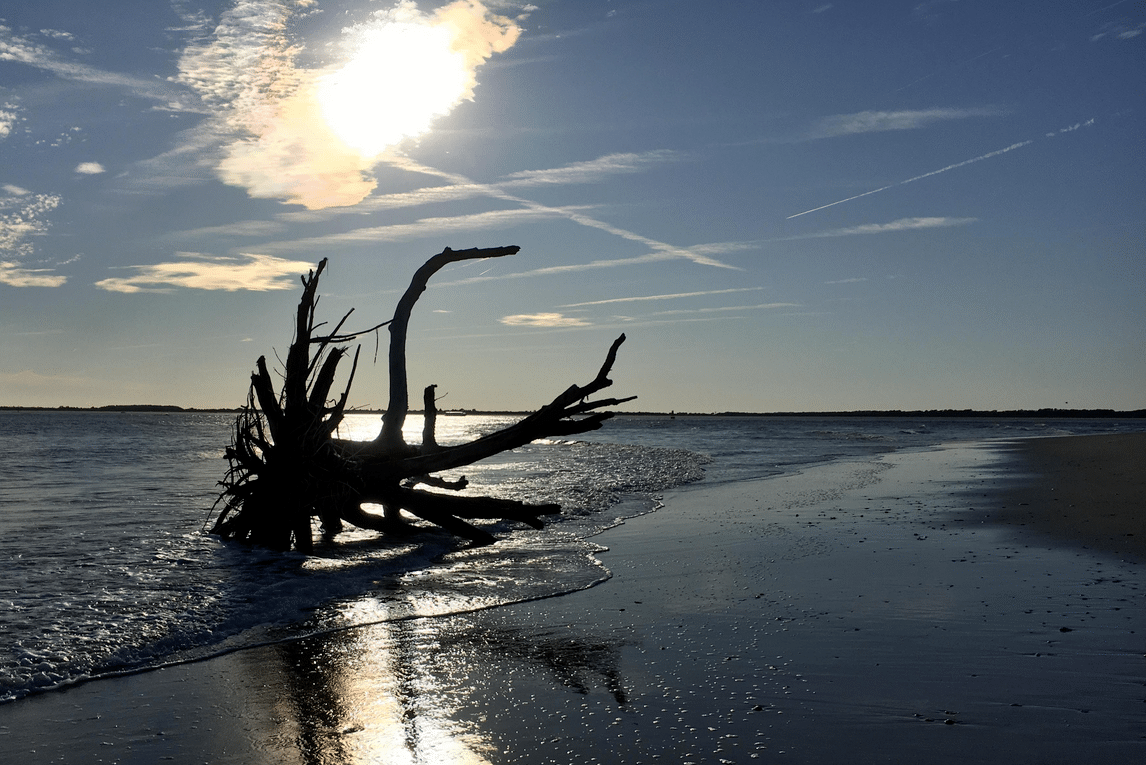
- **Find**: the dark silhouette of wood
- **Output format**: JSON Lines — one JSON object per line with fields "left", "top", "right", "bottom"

{"left": 209, "top": 247, "right": 634, "bottom": 552}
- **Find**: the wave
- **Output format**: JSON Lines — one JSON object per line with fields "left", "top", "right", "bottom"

{"left": 0, "top": 416, "right": 706, "bottom": 703}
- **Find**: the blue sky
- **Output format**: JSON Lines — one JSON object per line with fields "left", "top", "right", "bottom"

{"left": 1, "top": 0, "right": 1142, "bottom": 411}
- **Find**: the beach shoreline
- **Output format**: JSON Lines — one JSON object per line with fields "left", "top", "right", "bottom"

{"left": 2, "top": 433, "right": 1142, "bottom": 763}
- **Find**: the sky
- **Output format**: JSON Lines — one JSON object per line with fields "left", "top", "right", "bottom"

{"left": 1, "top": 0, "right": 1143, "bottom": 413}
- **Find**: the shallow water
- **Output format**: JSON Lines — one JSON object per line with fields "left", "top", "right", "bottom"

{"left": 0, "top": 411, "right": 1139, "bottom": 702}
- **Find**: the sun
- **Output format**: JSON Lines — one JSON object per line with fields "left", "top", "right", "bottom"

{"left": 316, "top": 20, "right": 472, "bottom": 158}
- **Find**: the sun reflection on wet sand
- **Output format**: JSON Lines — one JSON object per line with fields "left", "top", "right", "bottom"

{"left": 267, "top": 621, "right": 496, "bottom": 765}
{"left": 244, "top": 609, "right": 631, "bottom": 765}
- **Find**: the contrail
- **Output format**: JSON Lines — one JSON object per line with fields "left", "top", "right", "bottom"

{"left": 786, "top": 140, "right": 1033, "bottom": 219}
{"left": 784, "top": 183, "right": 896, "bottom": 220}
{"left": 897, "top": 140, "right": 1033, "bottom": 185}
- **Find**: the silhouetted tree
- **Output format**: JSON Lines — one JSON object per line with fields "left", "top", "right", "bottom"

{"left": 209, "top": 247, "right": 632, "bottom": 552}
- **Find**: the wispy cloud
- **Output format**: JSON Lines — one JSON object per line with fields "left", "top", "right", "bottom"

{"left": 0, "top": 188, "right": 65, "bottom": 287}
{"left": 499, "top": 312, "right": 591, "bottom": 327}
{"left": 499, "top": 151, "right": 681, "bottom": 186}
{"left": 287, "top": 149, "right": 682, "bottom": 217}
{"left": 164, "top": 144, "right": 738, "bottom": 282}
{"left": 438, "top": 246, "right": 749, "bottom": 288}
{"left": 0, "top": 24, "right": 188, "bottom": 105}
{"left": 561, "top": 287, "right": 764, "bottom": 307}
{"left": 796, "top": 216, "right": 977, "bottom": 238}
{"left": 1091, "top": 21, "right": 1146, "bottom": 41}
{"left": 118, "top": 123, "right": 227, "bottom": 194}
{"left": 500, "top": 300, "right": 798, "bottom": 328}
{"left": 553, "top": 209, "right": 744, "bottom": 269}
{"left": 248, "top": 151, "right": 744, "bottom": 272}
{"left": 807, "top": 107, "right": 1005, "bottom": 139}
{"left": 259, "top": 206, "right": 583, "bottom": 253}
{"left": 811, "top": 4, "right": 834, "bottom": 14}
{"left": 166, "top": 219, "right": 289, "bottom": 240}
{"left": 351, "top": 183, "right": 493, "bottom": 212}
{"left": 1046, "top": 118, "right": 1095, "bottom": 138}
{"left": 382, "top": 154, "right": 743, "bottom": 270}
{"left": 644, "top": 302, "right": 801, "bottom": 317}
{"left": 94, "top": 252, "right": 315, "bottom": 293}
{"left": 825, "top": 277, "right": 868, "bottom": 284}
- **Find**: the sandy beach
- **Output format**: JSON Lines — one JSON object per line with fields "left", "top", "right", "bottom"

{"left": 2, "top": 433, "right": 1142, "bottom": 763}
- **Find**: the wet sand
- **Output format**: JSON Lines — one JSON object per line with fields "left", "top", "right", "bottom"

{"left": 978, "top": 433, "right": 1145, "bottom": 560}
{"left": 1, "top": 434, "right": 1142, "bottom": 763}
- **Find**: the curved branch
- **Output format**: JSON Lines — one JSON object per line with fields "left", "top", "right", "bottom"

{"left": 378, "top": 246, "right": 520, "bottom": 452}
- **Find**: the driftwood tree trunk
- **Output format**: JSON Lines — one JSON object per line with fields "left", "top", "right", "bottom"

{"left": 209, "top": 247, "right": 633, "bottom": 552}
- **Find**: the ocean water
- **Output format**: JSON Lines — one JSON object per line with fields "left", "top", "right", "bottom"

{"left": 0, "top": 410, "right": 1139, "bottom": 703}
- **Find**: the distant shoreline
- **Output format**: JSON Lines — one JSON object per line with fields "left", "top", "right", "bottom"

{"left": 1, "top": 405, "right": 1142, "bottom": 418}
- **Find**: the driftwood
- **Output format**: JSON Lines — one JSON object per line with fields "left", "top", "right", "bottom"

{"left": 208, "top": 247, "right": 634, "bottom": 552}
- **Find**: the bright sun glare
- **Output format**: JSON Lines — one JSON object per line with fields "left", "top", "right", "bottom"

{"left": 317, "top": 22, "right": 470, "bottom": 158}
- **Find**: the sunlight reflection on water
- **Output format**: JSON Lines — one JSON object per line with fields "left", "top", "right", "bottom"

{"left": 268, "top": 620, "right": 497, "bottom": 765}
{"left": 332, "top": 412, "right": 521, "bottom": 445}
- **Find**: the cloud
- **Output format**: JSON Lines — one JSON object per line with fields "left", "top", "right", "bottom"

{"left": 176, "top": 0, "right": 521, "bottom": 209}
{"left": 167, "top": 219, "right": 289, "bottom": 240}
{"left": 774, "top": 217, "right": 976, "bottom": 242}
{"left": 807, "top": 107, "right": 1004, "bottom": 139}
{"left": 0, "top": 189, "right": 65, "bottom": 287}
{"left": 0, "top": 102, "right": 21, "bottom": 138}
{"left": 256, "top": 150, "right": 678, "bottom": 220}
{"left": 1091, "top": 21, "right": 1146, "bottom": 42}
{"left": 245, "top": 152, "right": 741, "bottom": 277}
{"left": 0, "top": 23, "right": 186, "bottom": 103}
{"left": 812, "top": 4, "right": 834, "bottom": 14}
{"left": 499, "top": 312, "right": 591, "bottom": 327}
{"left": 380, "top": 154, "right": 745, "bottom": 270}
{"left": 0, "top": 260, "right": 67, "bottom": 288}
{"left": 561, "top": 287, "right": 764, "bottom": 308}
{"left": 1045, "top": 118, "right": 1095, "bottom": 138}
{"left": 38, "top": 29, "right": 76, "bottom": 42}
{"left": 196, "top": 146, "right": 741, "bottom": 283}
{"left": 117, "top": 122, "right": 227, "bottom": 194}
{"left": 93, "top": 252, "right": 316, "bottom": 293}
{"left": 811, "top": 216, "right": 976, "bottom": 237}
{"left": 74, "top": 162, "right": 106, "bottom": 174}
{"left": 645, "top": 302, "right": 801, "bottom": 318}
{"left": 555, "top": 210, "right": 744, "bottom": 269}
{"left": 438, "top": 244, "right": 750, "bottom": 288}
{"left": 353, "top": 183, "right": 493, "bottom": 212}
{"left": 259, "top": 206, "right": 581, "bottom": 253}
{"left": 825, "top": 277, "right": 868, "bottom": 284}
{"left": 326, "top": 149, "right": 681, "bottom": 214}
{"left": 500, "top": 151, "right": 681, "bottom": 186}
